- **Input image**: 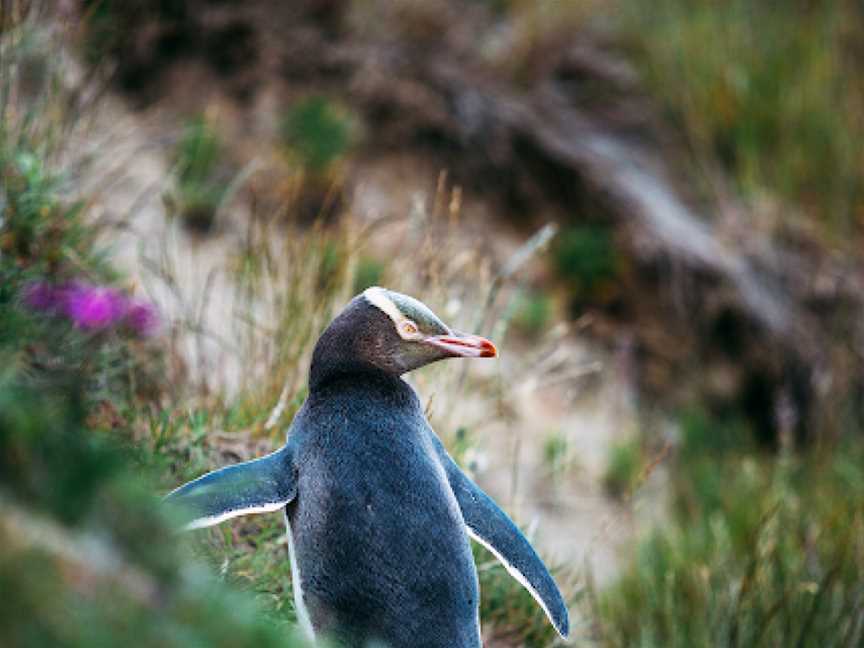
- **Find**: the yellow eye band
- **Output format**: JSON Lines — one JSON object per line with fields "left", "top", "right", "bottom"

{"left": 364, "top": 287, "right": 423, "bottom": 341}
{"left": 364, "top": 287, "right": 403, "bottom": 324}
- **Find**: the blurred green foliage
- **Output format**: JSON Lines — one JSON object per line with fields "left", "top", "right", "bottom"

{"left": 553, "top": 224, "right": 618, "bottom": 296}
{"left": 542, "top": 430, "right": 570, "bottom": 479}
{"left": 0, "top": 137, "right": 131, "bottom": 409}
{"left": 572, "top": 6, "right": 864, "bottom": 638}
{"left": 1, "top": 145, "right": 107, "bottom": 279}
{"left": 0, "top": 28, "right": 310, "bottom": 639}
{"left": 80, "top": 0, "right": 194, "bottom": 79}
{"left": 352, "top": 256, "right": 385, "bottom": 294}
{"left": 80, "top": 0, "right": 123, "bottom": 64}
{"left": 167, "top": 116, "right": 230, "bottom": 232}
{"left": 0, "top": 375, "right": 310, "bottom": 647}
{"left": 509, "top": 288, "right": 553, "bottom": 339}
{"left": 175, "top": 117, "right": 222, "bottom": 192}
{"left": 590, "top": 407, "right": 864, "bottom": 646}
{"left": 449, "top": 426, "right": 476, "bottom": 468}
{"left": 280, "top": 97, "right": 353, "bottom": 174}
{"left": 678, "top": 405, "right": 754, "bottom": 459}
{"left": 0, "top": 194, "right": 309, "bottom": 648}
{"left": 620, "top": 0, "right": 864, "bottom": 234}
{"left": 602, "top": 438, "right": 643, "bottom": 499}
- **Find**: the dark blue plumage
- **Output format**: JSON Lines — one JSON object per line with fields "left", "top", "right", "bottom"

{"left": 287, "top": 372, "right": 480, "bottom": 647}
{"left": 165, "top": 288, "right": 569, "bottom": 647}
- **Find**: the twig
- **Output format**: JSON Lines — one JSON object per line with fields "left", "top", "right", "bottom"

{"left": 458, "top": 223, "right": 559, "bottom": 390}
{"left": 264, "top": 375, "right": 294, "bottom": 432}
{"left": 212, "top": 158, "right": 261, "bottom": 230}
{"left": 474, "top": 222, "right": 558, "bottom": 336}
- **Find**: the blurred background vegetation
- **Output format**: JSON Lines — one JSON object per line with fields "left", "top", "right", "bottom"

{"left": 2, "top": 0, "right": 864, "bottom": 646}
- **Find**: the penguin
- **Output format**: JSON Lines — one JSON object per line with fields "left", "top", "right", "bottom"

{"left": 165, "top": 287, "right": 569, "bottom": 648}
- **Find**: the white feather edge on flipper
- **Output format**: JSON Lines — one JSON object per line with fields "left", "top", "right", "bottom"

{"left": 181, "top": 501, "right": 288, "bottom": 531}
{"left": 466, "top": 527, "right": 568, "bottom": 639}
{"left": 164, "top": 446, "right": 296, "bottom": 531}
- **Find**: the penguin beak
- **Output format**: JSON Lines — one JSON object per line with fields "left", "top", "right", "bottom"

{"left": 424, "top": 331, "right": 498, "bottom": 359}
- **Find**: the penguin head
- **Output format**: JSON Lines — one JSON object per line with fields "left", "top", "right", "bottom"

{"left": 311, "top": 287, "right": 497, "bottom": 384}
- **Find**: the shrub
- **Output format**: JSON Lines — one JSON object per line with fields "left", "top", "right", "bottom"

{"left": 166, "top": 116, "right": 231, "bottom": 232}
{"left": 0, "top": 146, "right": 310, "bottom": 646}
{"left": 602, "top": 439, "right": 643, "bottom": 499}
{"left": 280, "top": 96, "right": 353, "bottom": 174}
{"left": 678, "top": 406, "right": 754, "bottom": 459}
{"left": 0, "top": 14, "right": 309, "bottom": 640}
{"left": 553, "top": 224, "right": 618, "bottom": 297}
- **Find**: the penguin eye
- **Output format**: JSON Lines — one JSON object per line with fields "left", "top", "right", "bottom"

{"left": 400, "top": 320, "right": 420, "bottom": 339}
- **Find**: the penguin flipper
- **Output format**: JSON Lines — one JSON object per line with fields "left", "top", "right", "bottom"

{"left": 442, "top": 454, "right": 570, "bottom": 638}
{"left": 164, "top": 444, "right": 296, "bottom": 530}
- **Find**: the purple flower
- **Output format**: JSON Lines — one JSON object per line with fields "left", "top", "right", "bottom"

{"left": 22, "top": 281, "right": 62, "bottom": 312}
{"left": 22, "top": 279, "right": 161, "bottom": 338}
{"left": 124, "top": 300, "right": 160, "bottom": 337}
{"left": 63, "top": 283, "right": 128, "bottom": 331}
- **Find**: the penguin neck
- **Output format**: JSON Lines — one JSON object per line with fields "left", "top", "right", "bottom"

{"left": 309, "top": 353, "right": 403, "bottom": 394}
{"left": 309, "top": 332, "right": 403, "bottom": 395}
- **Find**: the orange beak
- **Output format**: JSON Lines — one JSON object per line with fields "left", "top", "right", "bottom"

{"left": 424, "top": 332, "right": 498, "bottom": 358}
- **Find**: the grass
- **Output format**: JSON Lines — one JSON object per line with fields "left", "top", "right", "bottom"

{"left": 13, "top": 3, "right": 864, "bottom": 647}
{"left": 588, "top": 407, "right": 864, "bottom": 647}
{"left": 509, "top": 288, "right": 554, "bottom": 340}
{"left": 280, "top": 96, "right": 354, "bottom": 175}
{"left": 541, "top": 430, "right": 572, "bottom": 483}
{"left": 273, "top": 96, "right": 356, "bottom": 222}
{"left": 617, "top": 0, "right": 864, "bottom": 237}
{"left": 352, "top": 255, "right": 385, "bottom": 293}
{"left": 165, "top": 115, "right": 233, "bottom": 233}
{"left": 602, "top": 438, "right": 644, "bottom": 500}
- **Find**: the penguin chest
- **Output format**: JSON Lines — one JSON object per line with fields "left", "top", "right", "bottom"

{"left": 286, "top": 440, "right": 480, "bottom": 647}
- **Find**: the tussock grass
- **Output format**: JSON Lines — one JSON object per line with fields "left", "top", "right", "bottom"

{"left": 587, "top": 410, "right": 864, "bottom": 647}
